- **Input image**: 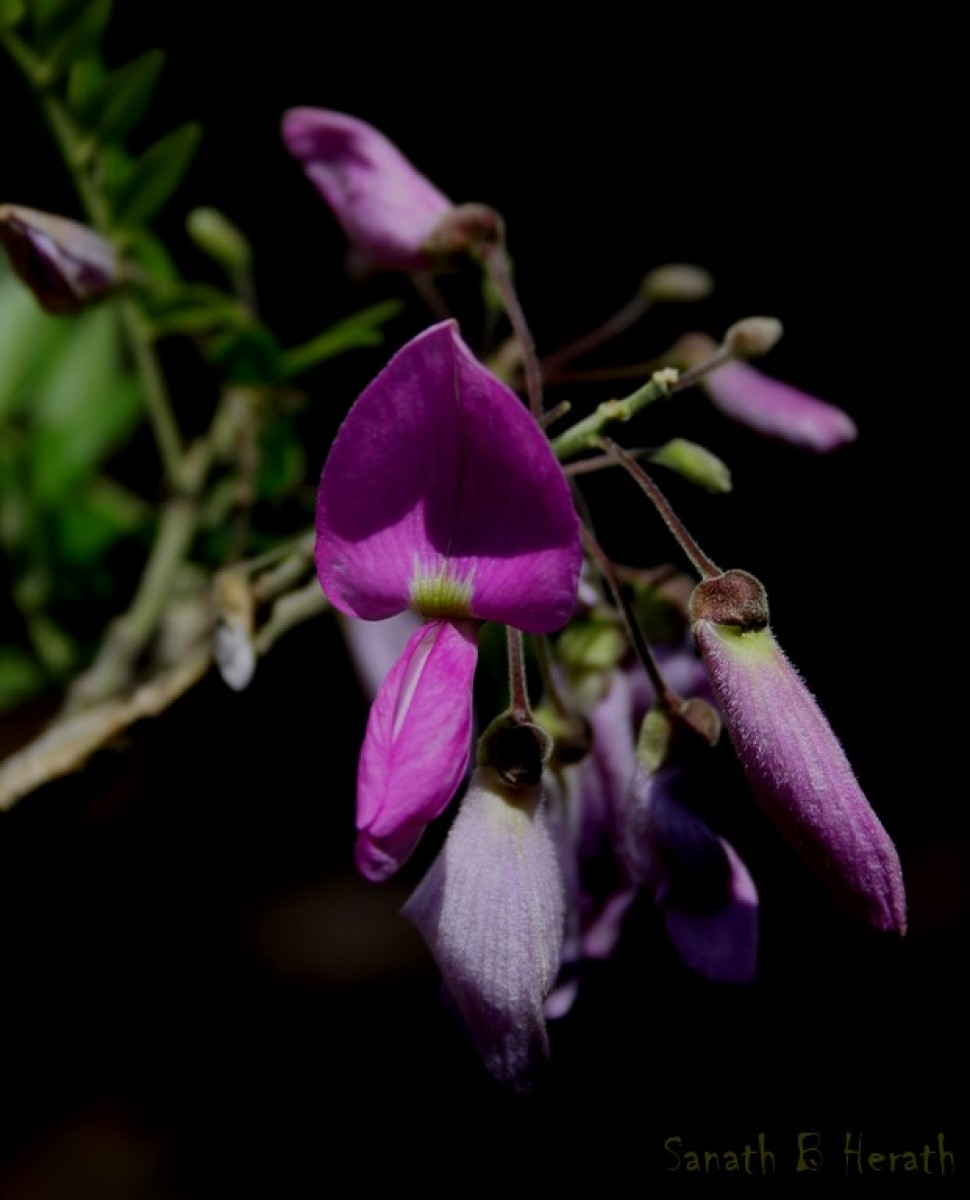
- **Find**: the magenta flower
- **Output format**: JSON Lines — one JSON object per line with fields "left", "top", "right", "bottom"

{"left": 315, "top": 320, "right": 581, "bottom": 879}
{"left": 282, "top": 108, "right": 455, "bottom": 272}
{"left": 689, "top": 570, "right": 906, "bottom": 933}
{"left": 705, "top": 359, "right": 857, "bottom": 451}
{"left": 626, "top": 753, "right": 758, "bottom": 986}
{"left": 681, "top": 332, "right": 857, "bottom": 452}
{"left": 0, "top": 204, "right": 118, "bottom": 314}
{"left": 402, "top": 767, "right": 565, "bottom": 1091}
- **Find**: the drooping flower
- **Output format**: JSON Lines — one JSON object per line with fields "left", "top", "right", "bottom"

{"left": 0, "top": 204, "right": 119, "bottom": 314}
{"left": 282, "top": 108, "right": 499, "bottom": 274}
{"left": 402, "top": 766, "right": 565, "bottom": 1091}
{"left": 680, "top": 331, "right": 857, "bottom": 452}
{"left": 689, "top": 568, "right": 906, "bottom": 933}
{"left": 315, "top": 320, "right": 581, "bottom": 880}
{"left": 625, "top": 704, "right": 758, "bottom": 985}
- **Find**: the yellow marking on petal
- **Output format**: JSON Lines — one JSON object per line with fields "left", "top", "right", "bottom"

{"left": 410, "top": 560, "right": 474, "bottom": 618}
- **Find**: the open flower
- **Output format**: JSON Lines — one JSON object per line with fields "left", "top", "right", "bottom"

{"left": 689, "top": 569, "right": 906, "bottom": 932}
{"left": 315, "top": 320, "right": 581, "bottom": 879}
{"left": 402, "top": 766, "right": 564, "bottom": 1091}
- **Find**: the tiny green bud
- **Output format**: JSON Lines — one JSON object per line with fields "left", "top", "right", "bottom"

{"left": 642, "top": 263, "right": 714, "bottom": 304}
{"left": 649, "top": 438, "right": 732, "bottom": 494}
{"left": 186, "top": 207, "right": 252, "bottom": 273}
{"left": 724, "top": 316, "right": 783, "bottom": 360}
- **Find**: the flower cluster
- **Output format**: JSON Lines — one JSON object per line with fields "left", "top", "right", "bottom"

{"left": 292, "top": 108, "right": 906, "bottom": 1089}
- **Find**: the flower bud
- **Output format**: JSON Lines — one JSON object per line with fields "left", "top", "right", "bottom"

{"left": 186, "top": 207, "right": 252, "bottom": 274}
{"left": 724, "top": 316, "right": 784, "bottom": 360}
{"left": 641, "top": 263, "right": 714, "bottom": 304}
{"left": 648, "top": 437, "right": 732, "bottom": 493}
{"left": 0, "top": 204, "right": 118, "bottom": 314}
{"left": 689, "top": 569, "right": 906, "bottom": 933}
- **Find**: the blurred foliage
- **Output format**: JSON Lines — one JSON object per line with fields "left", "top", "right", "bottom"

{"left": 0, "top": 0, "right": 402, "bottom": 722}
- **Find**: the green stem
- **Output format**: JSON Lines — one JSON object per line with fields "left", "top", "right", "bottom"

{"left": 595, "top": 437, "right": 721, "bottom": 580}
{"left": 551, "top": 369, "right": 677, "bottom": 460}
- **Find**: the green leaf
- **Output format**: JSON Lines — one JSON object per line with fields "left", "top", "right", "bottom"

{"left": 91, "top": 49, "right": 166, "bottom": 144}
{"left": 111, "top": 122, "right": 203, "bottom": 227}
{"left": 0, "top": 267, "right": 71, "bottom": 421}
{"left": 42, "top": 0, "right": 113, "bottom": 80}
{"left": 120, "top": 228, "right": 179, "bottom": 285}
{"left": 209, "top": 325, "right": 283, "bottom": 384}
{"left": 0, "top": 645, "right": 47, "bottom": 715}
{"left": 144, "top": 283, "right": 247, "bottom": 339}
{"left": 55, "top": 474, "right": 146, "bottom": 564}
{"left": 66, "top": 55, "right": 105, "bottom": 116}
{"left": 257, "top": 419, "right": 305, "bottom": 500}
{"left": 28, "top": 305, "right": 142, "bottom": 502}
{"left": 0, "top": 0, "right": 26, "bottom": 31}
{"left": 281, "top": 300, "right": 403, "bottom": 378}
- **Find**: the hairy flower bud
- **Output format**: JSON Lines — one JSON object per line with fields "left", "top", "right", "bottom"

{"left": 690, "top": 570, "right": 906, "bottom": 933}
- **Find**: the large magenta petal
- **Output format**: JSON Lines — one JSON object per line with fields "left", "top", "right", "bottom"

{"left": 281, "top": 108, "right": 453, "bottom": 271}
{"left": 693, "top": 619, "right": 906, "bottom": 932}
{"left": 355, "top": 618, "right": 477, "bottom": 881}
{"left": 402, "top": 768, "right": 565, "bottom": 1091}
{"left": 316, "top": 321, "right": 581, "bottom": 631}
{"left": 703, "top": 358, "right": 858, "bottom": 452}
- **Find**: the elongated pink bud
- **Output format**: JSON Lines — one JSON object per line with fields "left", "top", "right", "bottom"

{"left": 689, "top": 570, "right": 906, "bottom": 933}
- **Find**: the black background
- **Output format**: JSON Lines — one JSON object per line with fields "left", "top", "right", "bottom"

{"left": 0, "top": 5, "right": 964, "bottom": 1194}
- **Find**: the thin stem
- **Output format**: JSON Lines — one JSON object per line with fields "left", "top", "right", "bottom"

{"left": 119, "top": 299, "right": 185, "bottom": 487}
{"left": 11, "top": 42, "right": 186, "bottom": 486}
{"left": 480, "top": 241, "right": 544, "bottom": 421}
{"left": 505, "top": 626, "right": 533, "bottom": 722}
{"left": 564, "top": 447, "right": 648, "bottom": 477}
{"left": 595, "top": 437, "right": 721, "bottom": 580}
{"left": 581, "top": 525, "right": 678, "bottom": 712}
{"left": 672, "top": 344, "right": 733, "bottom": 393}
{"left": 551, "top": 369, "right": 677, "bottom": 461}
{"left": 540, "top": 291, "right": 652, "bottom": 375}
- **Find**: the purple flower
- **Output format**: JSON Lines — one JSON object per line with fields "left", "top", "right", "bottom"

{"left": 545, "top": 670, "right": 640, "bottom": 1019}
{"left": 282, "top": 108, "right": 455, "bottom": 272}
{"left": 625, "top": 710, "right": 758, "bottom": 985}
{"left": 0, "top": 204, "right": 118, "bottom": 314}
{"left": 315, "top": 321, "right": 581, "bottom": 879}
{"left": 705, "top": 360, "right": 857, "bottom": 451}
{"left": 689, "top": 569, "right": 906, "bottom": 933}
{"left": 402, "top": 766, "right": 565, "bottom": 1091}
{"left": 682, "top": 332, "right": 857, "bottom": 452}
